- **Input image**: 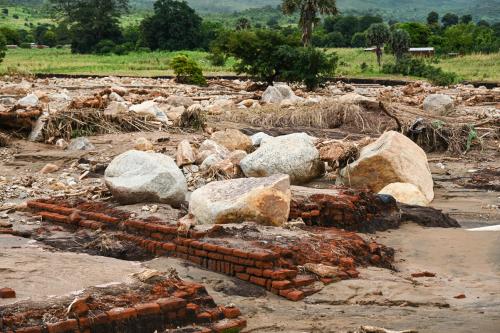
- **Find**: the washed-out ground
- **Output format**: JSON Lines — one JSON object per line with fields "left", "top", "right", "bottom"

{"left": 0, "top": 77, "right": 499, "bottom": 332}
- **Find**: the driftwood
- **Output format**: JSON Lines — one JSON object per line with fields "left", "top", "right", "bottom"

{"left": 399, "top": 204, "right": 460, "bottom": 228}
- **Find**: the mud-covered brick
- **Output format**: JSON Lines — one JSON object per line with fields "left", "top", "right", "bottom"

{"left": 157, "top": 297, "right": 187, "bottom": 312}
{"left": 213, "top": 319, "right": 247, "bottom": 333}
{"left": 107, "top": 307, "right": 138, "bottom": 321}
{"left": 272, "top": 280, "right": 293, "bottom": 290}
{"left": 249, "top": 276, "right": 267, "bottom": 287}
{"left": 0, "top": 288, "right": 16, "bottom": 298}
{"left": 246, "top": 267, "right": 263, "bottom": 276}
{"left": 46, "top": 319, "right": 78, "bottom": 333}
{"left": 221, "top": 306, "right": 241, "bottom": 319}
{"left": 235, "top": 273, "right": 250, "bottom": 281}
{"left": 134, "top": 303, "right": 161, "bottom": 316}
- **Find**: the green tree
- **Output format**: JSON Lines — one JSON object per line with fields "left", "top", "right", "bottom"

{"left": 236, "top": 17, "right": 251, "bottom": 30}
{"left": 49, "top": 0, "right": 128, "bottom": 54}
{"left": 351, "top": 32, "right": 367, "bottom": 47}
{"left": 390, "top": 29, "right": 410, "bottom": 62}
{"left": 141, "top": 0, "right": 202, "bottom": 51}
{"left": 0, "top": 27, "right": 21, "bottom": 45}
{"left": 477, "top": 20, "right": 490, "bottom": 27}
{"left": 366, "top": 23, "right": 391, "bottom": 67}
{"left": 282, "top": 0, "right": 338, "bottom": 46}
{"left": 460, "top": 15, "right": 472, "bottom": 24}
{"left": 0, "top": 33, "right": 6, "bottom": 65}
{"left": 171, "top": 54, "right": 207, "bottom": 86}
{"left": 395, "top": 22, "right": 432, "bottom": 47}
{"left": 332, "top": 16, "right": 359, "bottom": 42}
{"left": 358, "top": 15, "right": 383, "bottom": 32}
{"left": 427, "top": 11, "right": 439, "bottom": 26}
{"left": 441, "top": 13, "right": 459, "bottom": 28}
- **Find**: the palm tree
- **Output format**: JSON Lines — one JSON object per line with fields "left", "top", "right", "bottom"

{"left": 282, "top": 0, "right": 338, "bottom": 46}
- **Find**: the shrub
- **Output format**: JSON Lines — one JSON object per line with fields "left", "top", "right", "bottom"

{"left": 20, "top": 42, "right": 31, "bottom": 49}
{"left": 390, "top": 29, "right": 411, "bottom": 62}
{"left": 276, "top": 46, "right": 338, "bottom": 90}
{"left": 382, "top": 56, "right": 458, "bottom": 86}
{"left": 170, "top": 55, "right": 207, "bottom": 86}
{"left": 94, "top": 39, "right": 116, "bottom": 55}
{"left": 214, "top": 29, "right": 336, "bottom": 90}
{"left": 208, "top": 52, "right": 226, "bottom": 66}
{"left": 112, "top": 44, "right": 129, "bottom": 55}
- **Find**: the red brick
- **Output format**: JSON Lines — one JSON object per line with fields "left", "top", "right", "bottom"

{"left": 271, "top": 269, "right": 297, "bottom": 280}
{"left": 196, "top": 312, "right": 212, "bottom": 322}
{"left": 223, "top": 255, "right": 239, "bottom": 264}
{"left": 249, "top": 251, "right": 277, "bottom": 261}
{"left": 156, "top": 297, "right": 187, "bottom": 312}
{"left": 202, "top": 243, "right": 218, "bottom": 252}
{"left": 249, "top": 276, "right": 267, "bottom": 287}
{"left": 221, "top": 307, "right": 241, "bottom": 319}
{"left": 162, "top": 242, "right": 176, "bottom": 251}
{"left": 177, "top": 245, "right": 189, "bottom": 253}
{"left": 346, "top": 269, "right": 359, "bottom": 278}
{"left": 134, "top": 303, "right": 160, "bottom": 316}
{"left": 233, "top": 265, "right": 245, "bottom": 273}
{"left": 208, "top": 252, "right": 224, "bottom": 260}
{"left": 235, "top": 273, "right": 250, "bottom": 281}
{"left": 246, "top": 267, "right": 263, "bottom": 276}
{"left": 310, "top": 210, "right": 321, "bottom": 217}
{"left": 255, "top": 260, "right": 274, "bottom": 269}
{"left": 46, "top": 319, "right": 78, "bottom": 333}
{"left": 286, "top": 289, "right": 305, "bottom": 301}
{"left": 0, "top": 288, "right": 16, "bottom": 298}
{"left": 186, "top": 303, "right": 200, "bottom": 314}
{"left": 292, "top": 275, "right": 317, "bottom": 287}
{"left": 216, "top": 246, "right": 234, "bottom": 256}
{"left": 271, "top": 280, "right": 292, "bottom": 290}
{"left": 213, "top": 319, "right": 247, "bottom": 333}
{"left": 151, "top": 232, "right": 163, "bottom": 240}
{"left": 15, "top": 327, "right": 42, "bottom": 333}
{"left": 107, "top": 307, "right": 137, "bottom": 321}
{"left": 238, "top": 258, "right": 255, "bottom": 266}
{"left": 232, "top": 249, "right": 249, "bottom": 258}
{"left": 195, "top": 249, "right": 208, "bottom": 257}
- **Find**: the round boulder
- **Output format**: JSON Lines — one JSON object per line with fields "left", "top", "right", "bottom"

{"left": 105, "top": 150, "right": 187, "bottom": 206}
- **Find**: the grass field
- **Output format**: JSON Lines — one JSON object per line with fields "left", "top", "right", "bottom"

{"left": 0, "top": 47, "right": 498, "bottom": 82}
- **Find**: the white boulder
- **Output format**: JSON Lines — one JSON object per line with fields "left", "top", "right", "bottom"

{"left": 379, "top": 182, "right": 430, "bottom": 206}
{"left": 189, "top": 174, "right": 291, "bottom": 226}
{"left": 105, "top": 150, "right": 187, "bottom": 205}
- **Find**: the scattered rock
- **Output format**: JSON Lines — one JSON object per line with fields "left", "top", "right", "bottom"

{"left": 262, "top": 84, "right": 297, "bottom": 104}
{"left": 200, "top": 154, "right": 223, "bottom": 171}
{"left": 108, "top": 91, "right": 125, "bottom": 102}
{"left": 227, "top": 150, "right": 247, "bottom": 165}
{"left": 28, "top": 113, "right": 48, "bottom": 142}
{"left": 196, "top": 139, "right": 229, "bottom": 164}
{"left": 17, "top": 93, "right": 39, "bottom": 107}
{"left": 303, "top": 263, "right": 341, "bottom": 278}
{"left": 176, "top": 140, "right": 196, "bottom": 167}
{"left": 411, "top": 271, "right": 436, "bottom": 278}
{"left": 40, "top": 163, "right": 59, "bottom": 174}
{"left": 212, "top": 98, "right": 235, "bottom": 110}
{"left": 423, "top": 94, "right": 454, "bottom": 116}
{"left": 133, "top": 137, "right": 154, "bottom": 151}
{"left": 337, "top": 93, "right": 379, "bottom": 109}
{"left": 0, "top": 288, "right": 16, "bottom": 299}
{"left": 379, "top": 182, "right": 429, "bottom": 207}
{"left": 189, "top": 174, "right": 291, "bottom": 226}
{"left": 166, "top": 106, "right": 185, "bottom": 123}
{"left": 454, "top": 294, "right": 466, "bottom": 299}
{"left": 339, "top": 131, "right": 434, "bottom": 203}
{"left": 211, "top": 129, "right": 252, "bottom": 152}
{"left": 166, "top": 95, "right": 194, "bottom": 107}
{"left": 104, "top": 101, "right": 129, "bottom": 116}
{"left": 67, "top": 137, "right": 95, "bottom": 151}
{"left": 129, "top": 101, "right": 161, "bottom": 117}
{"left": 241, "top": 133, "right": 324, "bottom": 184}
{"left": 105, "top": 150, "right": 187, "bottom": 206}
{"left": 55, "top": 138, "right": 69, "bottom": 149}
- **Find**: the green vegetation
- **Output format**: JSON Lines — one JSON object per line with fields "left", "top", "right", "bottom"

{"left": 171, "top": 54, "right": 207, "bottom": 86}
{"left": 1, "top": 47, "right": 498, "bottom": 83}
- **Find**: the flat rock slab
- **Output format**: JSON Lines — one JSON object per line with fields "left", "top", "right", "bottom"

{"left": 0, "top": 240, "right": 141, "bottom": 306}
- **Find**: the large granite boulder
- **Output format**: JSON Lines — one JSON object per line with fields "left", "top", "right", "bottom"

{"left": 189, "top": 174, "right": 291, "bottom": 226}
{"left": 423, "top": 94, "right": 454, "bottom": 116}
{"left": 240, "top": 133, "right": 324, "bottom": 184}
{"left": 338, "top": 131, "right": 434, "bottom": 202}
{"left": 261, "top": 84, "right": 297, "bottom": 104}
{"left": 105, "top": 150, "right": 187, "bottom": 206}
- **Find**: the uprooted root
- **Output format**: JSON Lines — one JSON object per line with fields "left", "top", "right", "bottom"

{"left": 43, "top": 108, "right": 167, "bottom": 141}
{"left": 404, "top": 119, "right": 489, "bottom": 154}
{"left": 223, "top": 102, "right": 393, "bottom": 133}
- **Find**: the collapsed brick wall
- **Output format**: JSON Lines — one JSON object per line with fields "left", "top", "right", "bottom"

{"left": 1, "top": 278, "right": 246, "bottom": 333}
{"left": 26, "top": 200, "right": 394, "bottom": 302}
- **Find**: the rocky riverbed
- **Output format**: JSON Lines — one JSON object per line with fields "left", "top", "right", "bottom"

{"left": 0, "top": 76, "right": 498, "bottom": 333}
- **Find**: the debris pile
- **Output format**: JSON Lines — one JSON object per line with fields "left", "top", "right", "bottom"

{"left": 26, "top": 199, "right": 395, "bottom": 301}
{"left": 0, "top": 274, "right": 246, "bottom": 333}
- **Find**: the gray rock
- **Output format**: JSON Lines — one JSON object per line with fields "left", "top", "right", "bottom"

{"left": 261, "top": 84, "right": 297, "bottom": 104}
{"left": 104, "top": 101, "right": 129, "bottom": 116}
{"left": 129, "top": 101, "right": 160, "bottom": 117}
{"left": 105, "top": 150, "right": 187, "bottom": 206}
{"left": 67, "top": 137, "right": 95, "bottom": 151}
{"left": 17, "top": 93, "right": 39, "bottom": 107}
{"left": 189, "top": 174, "right": 291, "bottom": 226}
{"left": 196, "top": 139, "right": 230, "bottom": 164}
{"left": 423, "top": 94, "right": 454, "bottom": 116}
{"left": 109, "top": 92, "right": 125, "bottom": 102}
{"left": 28, "top": 113, "right": 48, "bottom": 142}
{"left": 240, "top": 133, "right": 324, "bottom": 184}
{"left": 166, "top": 95, "right": 194, "bottom": 107}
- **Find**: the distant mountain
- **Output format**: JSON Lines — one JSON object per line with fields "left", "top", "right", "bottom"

{"left": 2, "top": 0, "right": 498, "bottom": 22}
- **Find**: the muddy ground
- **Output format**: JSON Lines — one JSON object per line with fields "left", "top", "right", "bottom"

{"left": 0, "top": 78, "right": 499, "bottom": 332}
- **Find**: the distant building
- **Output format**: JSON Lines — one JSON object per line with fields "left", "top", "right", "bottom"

{"left": 364, "top": 47, "right": 435, "bottom": 57}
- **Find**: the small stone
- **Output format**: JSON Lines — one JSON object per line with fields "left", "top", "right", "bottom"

{"left": 176, "top": 140, "right": 196, "bottom": 167}
{"left": 40, "top": 163, "right": 59, "bottom": 174}
{"left": 17, "top": 93, "right": 39, "bottom": 107}
{"left": 67, "top": 137, "right": 95, "bottom": 151}
{"left": 134, "top": 137, "right": 154, "bottom": 151}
